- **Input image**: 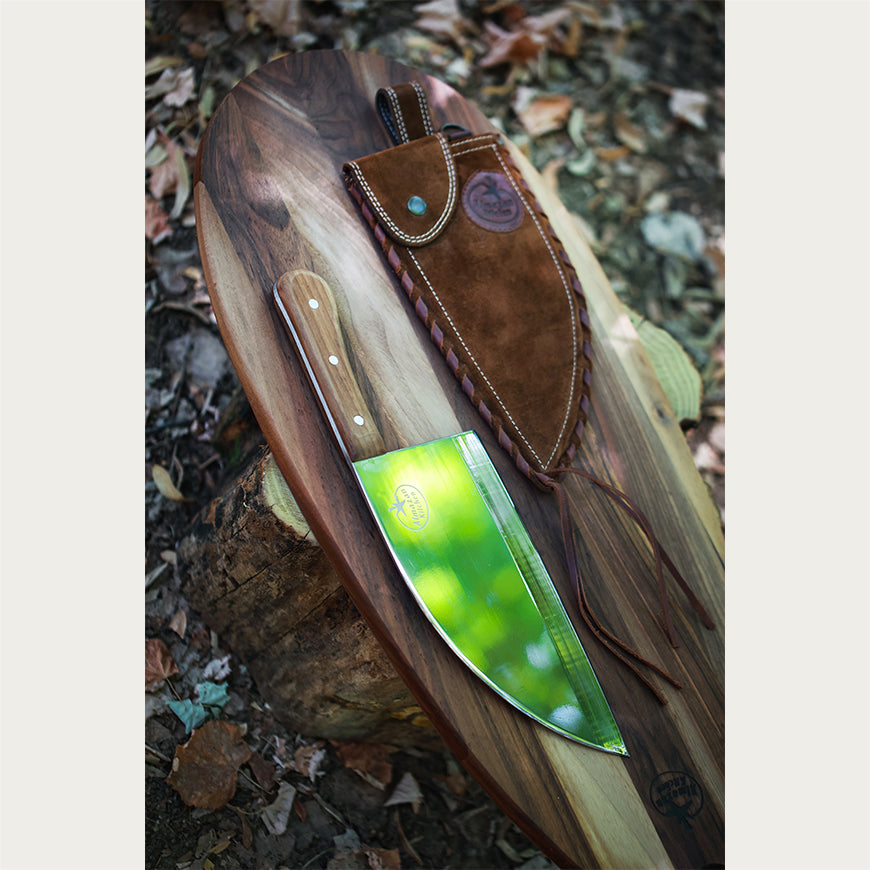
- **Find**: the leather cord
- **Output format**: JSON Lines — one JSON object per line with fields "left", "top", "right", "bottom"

{"left": 539, "top": 468, "right": 715, "bottom": 705}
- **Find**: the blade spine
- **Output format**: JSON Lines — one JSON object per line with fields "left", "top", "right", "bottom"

{"left": 454, "top": 433, "right": 626, "bottom": 754}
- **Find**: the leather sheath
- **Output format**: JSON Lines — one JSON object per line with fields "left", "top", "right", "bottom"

{"left": 342, "top": 82, "right": 593, "bottom": 490}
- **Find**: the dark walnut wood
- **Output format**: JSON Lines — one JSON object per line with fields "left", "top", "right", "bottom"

{"left": 193, "top": 50, "right": 724, "bottom": 869}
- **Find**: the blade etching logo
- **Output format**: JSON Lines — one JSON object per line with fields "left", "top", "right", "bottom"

{"left": 649, "top": 771, "right": 704, "bottom": 828}
{"left": 388, "top": 484, "right": 429, "bottom": 530}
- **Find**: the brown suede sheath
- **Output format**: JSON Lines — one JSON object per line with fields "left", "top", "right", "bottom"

{"left": 343, "top": 86, "right": 593, "bottom": 490}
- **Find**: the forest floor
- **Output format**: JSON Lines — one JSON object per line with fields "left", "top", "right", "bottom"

{"left": 145, "top": 2, "right": 724, "bottom": 868}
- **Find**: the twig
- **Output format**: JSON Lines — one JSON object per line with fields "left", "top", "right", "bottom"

{"left": 145, "top": 743, "right": 173, "bottom": 764}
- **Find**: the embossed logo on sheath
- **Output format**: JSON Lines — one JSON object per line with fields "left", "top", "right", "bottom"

{"left": 649, "top": 771, "right": 705, "bottom": 828}
{"left": 388, "top": 484, "right": 429, "bottom": 530}
{"left": 462, "top": 171, "right": 524, "bottom": 233}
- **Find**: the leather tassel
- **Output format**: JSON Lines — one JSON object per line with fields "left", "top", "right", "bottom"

{"left": 538, "top": 468, "right": 715, "bottom": 705}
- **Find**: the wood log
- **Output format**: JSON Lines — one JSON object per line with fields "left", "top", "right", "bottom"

{"left": 177, "top": 448, "right": 445, "bottom": 749}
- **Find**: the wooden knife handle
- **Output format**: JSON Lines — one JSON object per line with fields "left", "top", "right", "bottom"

{"left": 274, "top": 270, "right": 386, "bottom": 463}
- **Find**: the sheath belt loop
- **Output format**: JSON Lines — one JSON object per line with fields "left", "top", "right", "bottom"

{"left": 376, "top": 82, "right": 436, "bottom": 145}
{"left": 538, "top": 467, "right": 716, "bottom": 705}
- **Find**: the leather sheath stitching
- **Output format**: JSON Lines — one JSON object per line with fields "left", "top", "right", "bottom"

{"left": 492, "top": 143, "right": 578, "bottom": 469}
{"left": 411, "top": 82, "right": 435, "bottom": 136}
{"left": 385, "top": 88, "right": 409, "bottom": 144}
{"left": 347, "top": 134, "right": 457, "bottom": 245}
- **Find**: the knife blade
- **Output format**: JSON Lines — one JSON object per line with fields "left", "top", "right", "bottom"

{"left": 273, "top": 269, "right": 626, "bottom": 755}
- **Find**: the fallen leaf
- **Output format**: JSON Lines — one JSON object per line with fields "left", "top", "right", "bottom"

{"left": 363, "top": 848, "right": 401, "bottom": 870}
{"left": 640, "top": 211, "right": 706, "bottom": 261}
{"left": 145, "top": 66, "right": 183, "bottom": 101}
{"left": 625, "top": 308, "right": 702, "bottom": 423}
{"left": 594, "top": 144, "right": 631, "bottom": 162}
{"left": 169, "top": 609, "right": 187, "bottom": 638}
{"left": 145, "top": 55, "right": 184, "bottom": 77}
{"left": 163, "top": 67, "right": 195, "bottom": 107}
{"left": 514, "top": 90, "right": 573, "bottom": 136}
{"left": 293, "top": 743, "right": 327, "bottom": 783}
{"left": 384, "top": 771, "right": 423, "bottom": 812}
{"left": 197, "top": 681, "right": 230, "bottom": 710}
{"left": 614, "top": 110, "right": 646, "bottom": 153}
{"left": 668, "top": 87, "right": 709, "bottom": 130}
{"left": 202, "top": 655, "right": 231, "bottom": 682}
{"left": 435, "top": 771, "right": 467, "bottom": 797}
{"left": 539, "top": 157, "right": 564, "bottom": 198}
{"left": 414, "top": 0, "right": 473, "bottom": 46}
{"left": 145, "top": 196, "right": 172, "bottom": 244}
{"left": 247, "top": 0, "right": 302, "bottom": 37}
{"left": 145, "top": 638, "right": 178, "bottom": 691}
{"left": 167, "top": 720, "right": 252, "bottom": 810}
{"left": 567, "top": 106, "right": 585, "bottom": 149}
{"left": 248, "top": 753, "right": 277, "bottom": 791}
{"left": 167, "top": 698, "right": 210, "bottom": 733}
{"left": 479, "top": 20, "right": 545, "bottom": 68}
{"left": 152, "top": 464, "right": 185, "bottom": 501}
{"left": 167, "top": 682, "right": 230, "bottom": 732}
{"left": 327, "top": 848, "right": 401, "bottom": 870}
{"left": 261, "top": 781, "right": 297, "bottom": 835}
{"left": 333, "top": 742, "right": 394, "bottom": 791}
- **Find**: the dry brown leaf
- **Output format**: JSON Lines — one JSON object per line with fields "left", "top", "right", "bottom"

{"left": 614, "top": 110, "right": 646, "bottom": 153}
{"left": 248, "top": 753, "right": 277, "bottom": 791}
{"left": 384, "top": 771, "right": 423, "bottom": 813}
{"left": 333, "top": 741, "right": 394, "bottom": 790}
{"left": 479, "top": 5, "right": 575, "bottom": 68}
{"left": 668, "top": 87, "right": 709, "bottom": 130}
{"left": 148, "top": 138, "right": 181, "bottom": 200}
{"left": 247, "top": 0, "right": 300, "bottom": 37}
{"left": 261, "top": 781, "right": 297, "bottom": 836}
{"left": 327, "top": 848, "right": 401, "bottom": 870}
{"left": 166, "top": 720, "right": 252, "bottom": 809}
{"left": 169, "top": 609, "right": 187, "bottom": 639}
{"left": 146, "top": 637, "right": 178, "bottom": 691}
{"left": 539, "top": 157, "right": 565, "bottom": 198}
{"left": 415, "top": 0, "right": 473, "bottom": 46}
{"left": 293, "top": 743, "right": 327, "bottom": 782}
{"left": 163, "top": 67, "right": 195, "bottom": 107}
{"left": 479, "top": 20, "right": 545, "bottom": 68}
{"left": 594, "top": 144, "right": 632, "bottom": 162}
{"left": 363, "top": 848, "right": 401, "bottom": 870}
{"left": 145, "top": 196, "right": 172, "bottom": 244}
{"left": 515, "top": 92, "right": 573, "bottom": 136}
{"left": 152, "top": 464, "right": 185, "bottom": 501}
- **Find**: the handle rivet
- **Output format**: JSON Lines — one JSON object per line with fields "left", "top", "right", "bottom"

{"left": 353, "top": 415, "right": 365, "bottom": 426}
{"left": 328, "top": 355, "right": 339, "bottom": 366}
{"left": 308, "top": 298, "right": 319, "bottom": 309}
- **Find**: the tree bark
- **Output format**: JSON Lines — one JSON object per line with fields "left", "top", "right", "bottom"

{"left": 177, "top": 448, "right": 444, "bottom": 749}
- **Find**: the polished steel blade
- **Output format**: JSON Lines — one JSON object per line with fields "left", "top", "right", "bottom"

{"left": 354, "top": 431, "right": 627, "bottom": 755}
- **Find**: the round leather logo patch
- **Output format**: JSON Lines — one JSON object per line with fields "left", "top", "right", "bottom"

{"left": 462, "top": 171, "right": 524, "bottom": 232}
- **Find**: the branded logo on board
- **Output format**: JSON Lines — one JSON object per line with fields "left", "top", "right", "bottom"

{"left": 649, "top": 771, "right": 705, "bottom": 828}
{"left": 462, "top": 171, "right": 524, "bottom": 233}
{"left": 388, "top": 484, "right": 429, "bottom": 530}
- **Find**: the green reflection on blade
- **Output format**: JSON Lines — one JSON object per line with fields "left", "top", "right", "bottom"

{"left": 353, "top": 431, "right": 626, "bottom": 755}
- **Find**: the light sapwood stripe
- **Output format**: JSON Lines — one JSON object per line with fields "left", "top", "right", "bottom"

{"left": 538, "top": 729, "right": 673, "bottom": 869}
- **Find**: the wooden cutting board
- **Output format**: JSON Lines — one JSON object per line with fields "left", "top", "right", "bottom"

{"left": 194, "top": 49, "right": 724, "bottom": 869}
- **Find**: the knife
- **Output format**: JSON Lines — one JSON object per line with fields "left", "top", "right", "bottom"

{"left": 273, "top": 269, "right": 626, "bottom": 755}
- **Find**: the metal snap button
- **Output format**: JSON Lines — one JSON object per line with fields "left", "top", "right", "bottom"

{"left": 407, "top": 196, "right": 427, "bottom": 216}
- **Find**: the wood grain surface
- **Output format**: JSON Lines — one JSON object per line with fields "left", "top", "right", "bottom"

{"left": 194, "top": 50, "right": 724, "bottom": 869}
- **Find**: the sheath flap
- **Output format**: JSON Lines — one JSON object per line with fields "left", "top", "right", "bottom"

{"left": 343, "top": 134, "right": 458, "bottom": 247}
